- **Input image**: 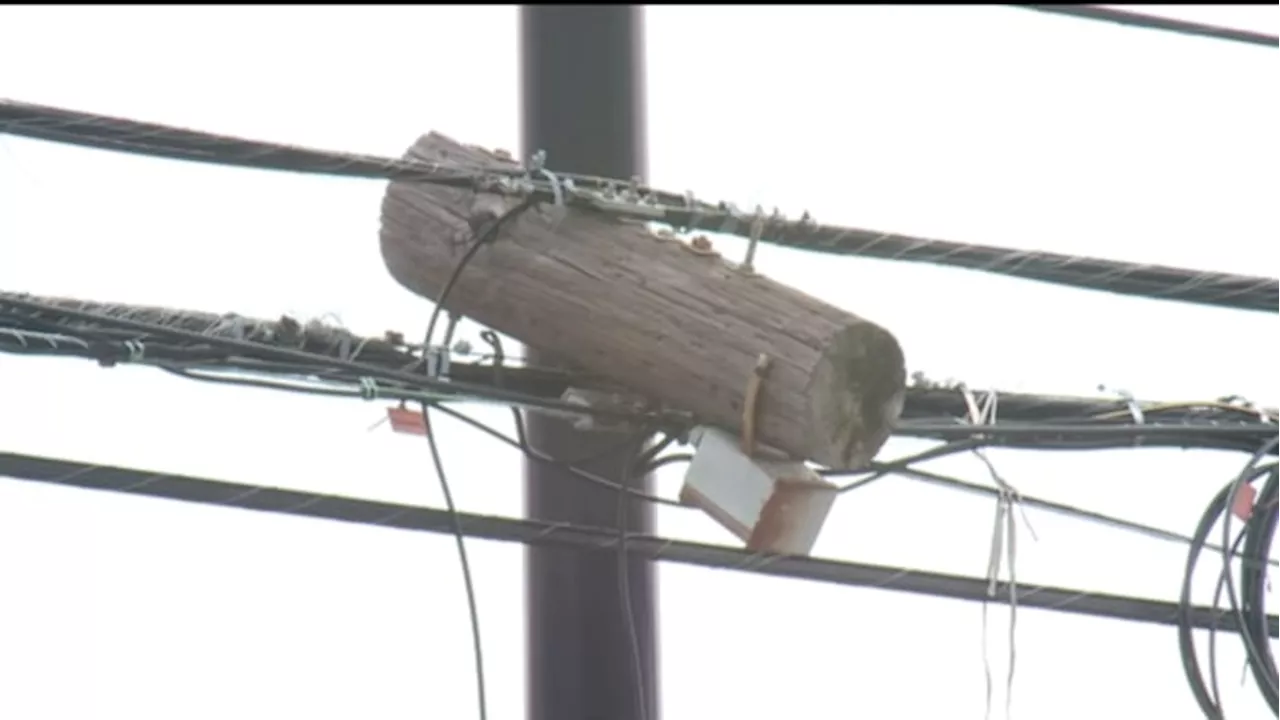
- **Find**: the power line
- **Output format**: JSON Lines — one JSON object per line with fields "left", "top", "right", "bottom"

{"left": 1018, "top": 5, "right": 1279, "bottom": 48}
{"left": 1, "top": 449, "right": 1275, "bottom": 637}
{"left": 4, "top": 293, "right": 1275, "bottom": 457}
{"left": 1, "top": 100, "right": 1274, "bottom": 314}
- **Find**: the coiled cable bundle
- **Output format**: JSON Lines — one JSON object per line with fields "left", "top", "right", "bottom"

{"left": 1179, "top": 438, "right": 1278, "bottom": 718}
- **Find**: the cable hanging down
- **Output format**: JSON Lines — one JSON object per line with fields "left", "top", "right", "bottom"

{"left": 1, "top": 99, "right": 1274, "bottom": 314}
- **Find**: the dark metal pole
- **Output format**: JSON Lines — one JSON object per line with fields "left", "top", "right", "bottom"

{"left": 519, "top": 7, "right": 657, "bottom": 720}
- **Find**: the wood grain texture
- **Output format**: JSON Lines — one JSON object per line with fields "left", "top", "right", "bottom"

{"left": 379, "top": 132, "right": 906, "bottom": 468}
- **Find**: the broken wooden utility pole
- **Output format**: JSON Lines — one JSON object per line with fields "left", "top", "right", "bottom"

{"left": 380, "top": 136, "right": 907, "bottom": 469}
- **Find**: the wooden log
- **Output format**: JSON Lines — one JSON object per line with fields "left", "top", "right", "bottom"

{"left": 379, "top": 133, "right": 907, "bottom": 469}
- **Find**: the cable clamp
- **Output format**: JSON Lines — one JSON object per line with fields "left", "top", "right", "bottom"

{"left": 526, "top": 149, "right": 567, "bottom": 226}
{"left": 1099, "top": 384, "right": 1144, "bottom": 448}
{"left": 122, "top": 339, "right": 145, "bottom": 362}
{"left": 423, "top": 345, "right": 451, "bottom": 380}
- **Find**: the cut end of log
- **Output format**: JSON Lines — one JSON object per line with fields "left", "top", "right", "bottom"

{"left": 807, "top": 322, "right": 907, "bottom": 469}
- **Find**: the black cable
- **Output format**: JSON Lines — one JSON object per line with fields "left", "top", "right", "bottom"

{"left": 410, "top": 196, "right": 545, "bottom": 720}
{"left": 157, "top": 363, "right": 1279, "bottom": 578}
{"left": 419, "top": 196, "right": 538, "bottom": 361}
{"left": 1206, "top": 527, "right": 1252, "bottom": 713}
{"left": 882, "top": 462, "right": 1276, "bottom": 570}
{"left": 1016, "top": 5, "right": 1279, "bottom": 48}
{"left": 419, "top": 402, "right": 489, "bottom": 720}
{"left": 5, "top": 449, "right": 1275, "bottom": 635}
{"left": 154, "top": 363, "right": 687, "bottom": 507}
{"left": 1241, "top": 470, "right": 1279, "bottom": 708}
{"left": 434, "top": 403, "right": 680, "bottom": 505}
{"left": 829, "top": 439, "right": 987, "bottom": 490}
{"left": 4, "top": 100, "right": 1275, "bottom": 314}
{"left": 1178, "top": 470, "right": 1253, "bottom": 719}
{"left": 635, "top": 452, "right": 692, "bottom": 476}
{"left": 1178, "top": 441, "right": 1279, "bottom": 718}
{"left": 0, "top": 293, "right": 672, "bottom": 425}
{"left": 1220, "top": 439, "right": 1280, "bottom": 711}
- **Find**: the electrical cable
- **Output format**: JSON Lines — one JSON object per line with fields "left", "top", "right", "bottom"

{"left": 1220, "top": 437, "right": 1279, "bottom": 711}
{"left": 1206, "top": 526, "right": 1251, "bottom": 713}
{"left": 1177, "top": 438, "right": 1279, "bottom": 718}
{"left": 0, "top": 292, "right": 678, "bottom": 426}
{"left": 4, "top": 448, "right": 1275, "bottom": 636}
{"left": 409, "top": 193, "right": 546, "bottom": 720}
{"left": 404, "top": 149, "right": 660, "bottom": 719}
{"left": 8, "top": 298, "right": 1276, "bottom": 549}
{"left": 5, "top": 293, "right": 1275, "bottom": 455}
{"left": 418, "top": 196, "right": 538, "bottom": 365}
{"left": 1177, "top": 467, "right": 1264, "bottom": 719}
{"left": 3, "top": 100, "right": 1274, "bottom": 314}
{"left": 1015, "top": 5, "right": 1279, "bottom": 48}
{"left": 884, "top": 462, "right": 1276, "bottom": 570}
{"left": 419, "top": 401, "right": 489, "bottom": 720}
{"left": 1240, "top": 469, "right": 1279, "bottom": 707}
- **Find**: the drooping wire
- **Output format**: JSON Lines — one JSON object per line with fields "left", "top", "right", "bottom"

{"left": 419, "top": 401, "right": 490, "bottom": 720}
{"left": 410, "top": 181, "right": 654, "bottom": 718}
{"left": 410, "top": 195, "right": 539, "bottom": 720}
{"left": 418, "top": 196, "right": 538, "bottom": 368}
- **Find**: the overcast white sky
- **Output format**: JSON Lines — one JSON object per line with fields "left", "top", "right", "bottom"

{"left": 0, "top": 6, "right": 1276, "bottom": 720}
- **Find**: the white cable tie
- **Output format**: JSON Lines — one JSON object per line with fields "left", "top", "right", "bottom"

{"left": 358, "top": 377, "right": 380, "bottom": 401}
{"left": 123, "top": 339, "right": 145, "bottom": 362}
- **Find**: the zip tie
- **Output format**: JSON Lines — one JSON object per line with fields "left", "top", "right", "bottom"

{"left": 528, "top": 148, "right": 567, "bottom": 225}
{"left": 1099, "top": 385, "right": 1144, "bottom": 448}
{"left": 425, "top": 345, "right": 451, "bottom": 380}
{"left": 358, "top": 377, "right": 380, "bottom": 401}
{"left": 961, "top": 385, "right": 1023, "bottom": 720}
{"left": 123, "top": 339, "right": 145, "bottom": 362}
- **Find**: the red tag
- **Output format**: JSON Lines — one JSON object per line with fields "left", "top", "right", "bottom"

{"left": 387, "top": 406, "right": 428, "bottom": 436}
{"left": 1231, "top": 483, "right": 1257, "bottom": 522}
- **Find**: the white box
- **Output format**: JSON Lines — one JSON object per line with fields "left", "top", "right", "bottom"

{"left": 679, "top": 426, "right": 838, "bottom": 555}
